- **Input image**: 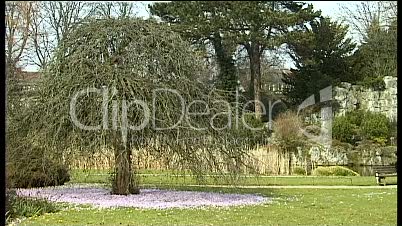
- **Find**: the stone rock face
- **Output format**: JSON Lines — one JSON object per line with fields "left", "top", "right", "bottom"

{"left": 270, "top": 77, "right": 397, "bottom": 172}
{"left": 333, "top": 76, "right": 397, "bottom": 121}
{"left": 384, "top": 76, "right": 397, "bottom": 89}
{"left": 291, "top": 144, "right": 397, "bottom": 166}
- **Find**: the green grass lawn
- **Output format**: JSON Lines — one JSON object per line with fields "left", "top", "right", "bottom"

{"left": 19, "top": 186, "right": 397, "bottom": 225}
{"left": 69, "top": 168, "right": 397, "bottom": 186}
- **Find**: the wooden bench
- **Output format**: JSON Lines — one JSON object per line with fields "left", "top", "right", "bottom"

{"left": 373, "top": 165, "right": 397, "bottom": 186}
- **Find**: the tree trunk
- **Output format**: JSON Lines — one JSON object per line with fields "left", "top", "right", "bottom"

{"left": 211, "top": 32, "right": 237, "bottom": 96}
{"left": 288, "top": 151, "right": 292, "bottom": 175}
{"left": 249, "top": 69, "right": 255, "bottom": 101}
{"left": 248, "top": 43, "right": 262, "bottom": 119}
{"left": 112, "top": 136, "right": 139, "bottom": 195}
{"left": 6, "top": 52, "right": 16, "bottom": 80}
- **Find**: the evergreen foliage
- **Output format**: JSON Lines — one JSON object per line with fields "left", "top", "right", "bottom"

{"left": 283, "top": 17, "right": 356, "bottom": 106}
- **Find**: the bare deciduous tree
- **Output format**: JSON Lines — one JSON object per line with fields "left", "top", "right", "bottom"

{"left": 94, "top": 2, "right": 138, "bottom": 19}
{"left": 6, "top": 1, "right": 34, "bottom": 78}
{"left": 28, "top": 2, "right": 97, "bottom": 69}
{"left": 340, "top": 1, "right": 397, "bottom": 42}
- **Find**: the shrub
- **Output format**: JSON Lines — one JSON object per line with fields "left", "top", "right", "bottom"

{"left": 388, "top": 120, "right": 397, "bottom": 145}
{"left": 273, "top": 111, "right": 306, "bottom": 175}
{"left": 332, "top": 110, "right": 393, "bottom": 145}
{"left": 292, "top": 166, "right": 306, "bottom": 175}
{"left": 360, "top": 76, "right": 386, "bottom": 91}
{"left": 361, "top": 111, "right": 390, "bottom": 144}
{"left": 7, "top": 146, "right": 70, "bottom": 188}
{"left": 273, "top": 111, "right": 303, "bottom": 144}
{"left": 6, "top": 189, "right": 58, "bottom": 223}
{"left": 236, "top": 113, "right": 271, "bottom": 145}
{"left": 332, "top": 115, "right": 358, "bottom": 144}
{"left": 241, "top": 113, "right": 266, "bottom": 130}
{"left": 344, "top": 109, "right": 365, "bottom": 126}
{"left": 312, "top": 166, "right": 359, "bottom": 176}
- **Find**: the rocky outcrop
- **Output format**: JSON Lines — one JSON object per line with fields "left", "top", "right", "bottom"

{"left": 334, "top": 76, "right": 397, "bottom": 121}
{"left": 290, "top": 143, "right": 397, "bottom": 166}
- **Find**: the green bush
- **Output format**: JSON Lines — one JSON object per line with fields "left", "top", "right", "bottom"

{"left": 235, "top": 113, "right": 271, "bottom": 145}
{"left": 6, "top": 189, "right": 58, "bottom": 223}
{"left": 360, "top": 76, "right": 386, "bottom": 91}
{"left": 312, "top": 166, "right": 359, "bottom": 176}
{"left": 332, "top": 115, "right": 358, "bottom": 144}
{"left": 292, "top": 166, "right": 306, "bottom": 175}
{"left": 333, "top": 110, "right": 393, "bottom": 145}
{"left": 388, "top": 120, "right": 397, "bottom": 145}
{"left": 389, "top": 120, "right": 397, "bottom": 138}
{"left": 241, "top": 113, "right": 266, "bottom": 130}
{"left": 344, "top": 109, "right": 365, "bottom": 126}
{"left": 7, "top": 146, "right": 70, "bottom": 188}
{"left": 361, "top": 111, "right": 390, "bottom": 144}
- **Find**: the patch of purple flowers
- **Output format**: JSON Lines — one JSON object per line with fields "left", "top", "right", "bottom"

{"left": 16, "top": 184, "right": 270, "bottom": 209}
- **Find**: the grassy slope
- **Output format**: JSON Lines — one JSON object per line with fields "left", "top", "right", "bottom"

{"left": 20, "top": 186, "right": 397, "bottom": 225}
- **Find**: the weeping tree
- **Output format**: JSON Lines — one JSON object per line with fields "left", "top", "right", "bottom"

{"left": 14, "top": 18, "right": 267, "bottom": 195}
